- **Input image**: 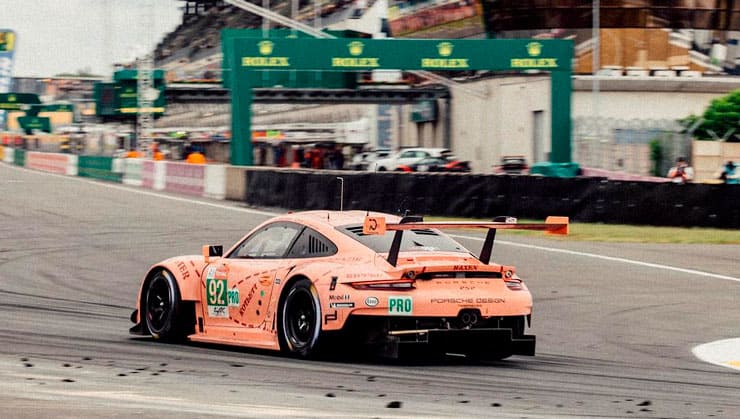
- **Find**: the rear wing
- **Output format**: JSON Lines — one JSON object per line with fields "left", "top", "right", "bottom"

{"left": 363, "top": 215, "right": 569, "bottom": 266}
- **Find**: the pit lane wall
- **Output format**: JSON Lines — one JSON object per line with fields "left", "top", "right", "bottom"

{"left": 1, "top": 147, "right": 737, "bottom": 228}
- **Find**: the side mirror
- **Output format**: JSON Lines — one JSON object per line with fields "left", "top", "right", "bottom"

{"left": 202, "top": 245, "right": 223, "bottom": 263}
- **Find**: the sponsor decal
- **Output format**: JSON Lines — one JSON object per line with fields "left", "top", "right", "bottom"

{"left": 365, "top": 296, "right": 379, "bottom": 307}
{"left": 453, "top": 265, "right": 478, "bottom": 271}
{"left": 331, "top": 41, "right": 380, "bottom": 68}
{"left": 176, "top": 261, "right": 191, "bottom": 280}
{"left": 430, "top": 297, "right": 506, "bottom": 304}
{"left": 329, "top": 302, "right": 355, "bottom": 309}
{"left": 205, "top": 266, "right": 216, "bottom": 280}
{"left": 274, "top": 278, "right": 281, "bottom": 285}
{"left": 420, "top": 42, "right": 470, "bottom": 69}
{"left": 388, "top": 296, "right": 413, "bottom": 315}
{"left": 324, "top": 310, "right": 338, "bottom": 324}
{"left": 241, "top": 40, "right": 291, "bottom": 67}
{"left": 239, "top": 284, "right": 258, "bottom": 316}
{"left": 329, "top": 294, "right": 350, "bottom": 301}
{"left": 346, "top": 272, "right": 384, "bottom": 279}
{"left": 208, "top": 305, "right": 228, "bottom": 318}
{"left": 510, "top": 42, "right": 558, "bottom": 68}
{"left": 227, "top": 288, "right": 239, "bottom": 307}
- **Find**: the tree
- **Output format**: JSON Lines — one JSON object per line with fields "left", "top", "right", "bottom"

{"left": 682, "top": 89, "right": 740, "bottom": 142}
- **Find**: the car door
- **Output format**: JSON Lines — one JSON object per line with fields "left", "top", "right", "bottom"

{"left": 201, "top": 222, "right": 302, "bottom": 330}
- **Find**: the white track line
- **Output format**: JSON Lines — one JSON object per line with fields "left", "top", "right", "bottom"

{"left": 449, "top": 234, "right": 740, "bottom": 283}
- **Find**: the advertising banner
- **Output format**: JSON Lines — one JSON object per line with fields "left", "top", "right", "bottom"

{"left": 387, "top": 0, "right": 485, "bottom": 39}
{"left": 0, "top": 30, "right": 16, "bottom": 129}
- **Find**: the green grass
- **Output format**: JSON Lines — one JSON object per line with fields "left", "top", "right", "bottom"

{"left": 425, "top": 216, "right": 740, "bottom": 244}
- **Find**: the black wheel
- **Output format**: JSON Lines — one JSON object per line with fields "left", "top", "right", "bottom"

{"left": 279, "top": 279, "right": 321, "bottom": 358}
{"left": 144, "top": 269, "right": 188, "bottom": 341}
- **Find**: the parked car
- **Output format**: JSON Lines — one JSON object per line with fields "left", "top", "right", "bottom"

{"left": 396, "top": 156, "right": 471, "bottom": 172}
{"left": 368, "top": 148, "right": 452, "bottom": 171}
{"left": 494, "top": 155, "right": 529, "bottom": 175}
{"left": 347, "top": 148, "right": 391, "bottom": 171}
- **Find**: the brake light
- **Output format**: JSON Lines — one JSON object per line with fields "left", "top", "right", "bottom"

{"left": 504, "top": 278, "right": 523, "bottom": 291}
{"left": 349, "top": 279, "right": 416, "bottom": 291}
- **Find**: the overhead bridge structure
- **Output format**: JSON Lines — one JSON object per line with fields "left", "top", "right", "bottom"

{"left": 166, "top": 84, "right": 451, "bottom": 104}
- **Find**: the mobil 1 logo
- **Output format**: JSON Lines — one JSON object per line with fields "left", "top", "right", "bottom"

{"left": 388, "top": 296, "right": 413, "bottom": 315}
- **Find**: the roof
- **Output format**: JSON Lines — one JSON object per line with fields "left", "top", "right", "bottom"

{"left": 278, "top": 210, "right": 400, "bottom": 229}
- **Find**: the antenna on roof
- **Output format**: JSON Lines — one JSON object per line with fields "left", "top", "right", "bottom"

{"left": 336, "top": 177, "right": 344, "bottom": 212}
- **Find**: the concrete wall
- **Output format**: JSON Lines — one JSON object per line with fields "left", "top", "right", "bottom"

{"left": 572, "top": 76, "right": 740, "bottom": 121}
{"left": 451, "top": 76, "right": 550, "bottom": 173}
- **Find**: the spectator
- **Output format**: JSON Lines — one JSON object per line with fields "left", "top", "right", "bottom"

{"left": 333, "top": 146, "right": 345, "bottom": 170}
{"left": 718, "top": 160, "right": 739, "bottom": 184}
{"left": 667, "top": 157, "right": 694, "bottom": 183}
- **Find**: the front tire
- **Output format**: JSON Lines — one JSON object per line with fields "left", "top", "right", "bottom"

{"left": 279, "top": 278, "right": 321, "bottom": 358}
{"left": 144, "top": 269, "right": 188, "bottom": 341}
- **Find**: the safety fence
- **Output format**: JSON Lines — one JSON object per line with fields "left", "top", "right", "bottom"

{"left": 244, "top": 169, "right": 740, "bottom": 228}
{"left": 2, "top": 147, "right": 738, "bottom": 228}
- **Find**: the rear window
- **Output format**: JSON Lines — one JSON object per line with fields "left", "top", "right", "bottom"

{"left": 338, "top": 225, "right": 470, "bottom": 254}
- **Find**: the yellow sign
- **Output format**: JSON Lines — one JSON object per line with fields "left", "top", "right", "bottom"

{"left": 437, "top": 42, "right": 453, "bottom": 57}
{"left": 119, "top": 107, "right": 165, "bottom": 114}
{"left": 331, "top": 42, "right": 380, "bottom": 68}
{"left": 348, "top": 41, "right": 364, "bottom": 56}
{"left": 0, "top": 31, "right": 15, "bottom": 52}
{"left": 241, "top": 40, "right": 290, "bottom": 67}
{"left": 420, "top": 42, "right": 469, "bottom": 69}
{"left": 510, "top": 42, "right": 558, "bottom": 68}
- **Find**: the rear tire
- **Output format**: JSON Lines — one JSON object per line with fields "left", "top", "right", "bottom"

{"left": 144, "top": 269, "right": 189, "bottom": 341}
{"left": 279, "top": 279, "right": 321, "bottom": 358}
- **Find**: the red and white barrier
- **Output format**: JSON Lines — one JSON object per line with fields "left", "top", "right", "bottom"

{"left": 25, "top": 152, "right": 77, "bottom": 176}
{"left": 142, "top": 160, "right": 166, "bottom": 190}
{"left": 164, "top": 162, "right": 205, "bottom": 196}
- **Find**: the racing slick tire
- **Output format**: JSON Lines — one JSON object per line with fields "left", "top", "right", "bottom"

{"left": 278, "top": 278, "right": 322, "bottom": 358}
{"left": 143, "top": 269, "right": 190, "bottom": 342}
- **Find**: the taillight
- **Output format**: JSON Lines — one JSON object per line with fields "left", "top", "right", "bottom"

{"left": 349, "top": 279, "right": 416, "bottom": 291}
{"left": 503, "top": 269, "right": 523, "bottom": 290}
{"left": 504, "top": 279, "right": 524, "bottom": 291}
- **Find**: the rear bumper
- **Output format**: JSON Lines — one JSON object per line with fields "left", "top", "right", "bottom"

{"left": 382, "top": 328, "right": 535, "bottom": 359}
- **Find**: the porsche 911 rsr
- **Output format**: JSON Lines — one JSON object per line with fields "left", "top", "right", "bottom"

{"left": 130, "top": 211, "right": 568, "bottom": 360}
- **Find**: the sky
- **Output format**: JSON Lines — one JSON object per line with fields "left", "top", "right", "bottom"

{"left": 0, "top": 0, "right": 182, "bottom": 77}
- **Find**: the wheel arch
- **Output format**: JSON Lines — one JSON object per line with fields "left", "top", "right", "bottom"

{"left": 277, "top": 274, "right": 313, "bottom": 315}
{"left": 139, "top": 266, "right": 196, "bottom": 336}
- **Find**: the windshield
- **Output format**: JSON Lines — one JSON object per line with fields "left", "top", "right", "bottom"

{"left": 338, "top": 224, "right": 470, "bottom": 254}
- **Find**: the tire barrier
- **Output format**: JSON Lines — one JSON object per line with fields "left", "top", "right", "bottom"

{"left": 244, "top": 170, "right": 740, "bottom": 228}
